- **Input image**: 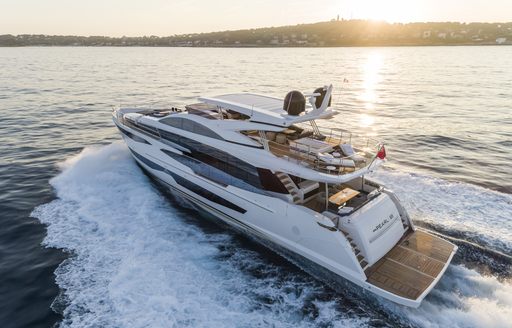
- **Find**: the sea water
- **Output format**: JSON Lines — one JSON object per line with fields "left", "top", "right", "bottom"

{"left": 0, "top": 46, "right": 511, "bottom": 327}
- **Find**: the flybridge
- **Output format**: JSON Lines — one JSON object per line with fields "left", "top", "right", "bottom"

{"left": 198, "top": 84, "right": 338, "bottom": 127}
{"left": 115, "top": 84, "right": 387, "bottom": 184}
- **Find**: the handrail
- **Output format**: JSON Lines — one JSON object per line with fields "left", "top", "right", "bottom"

{"left": 260, "top": 126, "right": 383, "bottom": 176}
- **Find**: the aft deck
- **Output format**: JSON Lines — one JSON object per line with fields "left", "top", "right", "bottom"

{"left": 365, "top": 229, "right": 456, "bottom": 300}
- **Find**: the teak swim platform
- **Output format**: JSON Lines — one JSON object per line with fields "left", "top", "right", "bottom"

{"left": 366, "top": 230, "right": 456, "bottom": 300}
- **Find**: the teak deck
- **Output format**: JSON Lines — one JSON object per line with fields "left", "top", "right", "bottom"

{"left": 365, "top": 230, "right": 455, "bottom": 300}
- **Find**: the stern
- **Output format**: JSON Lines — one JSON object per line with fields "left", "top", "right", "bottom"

{"left": 365, "top": 229, "right": 457, "bottom": 307}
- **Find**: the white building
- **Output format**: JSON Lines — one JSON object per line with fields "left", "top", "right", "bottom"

{"left": 496, "top": 37, "right": 507, "bottom": 44}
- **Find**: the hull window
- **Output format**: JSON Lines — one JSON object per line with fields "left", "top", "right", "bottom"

{"left": 168, "top": 171, "right": 247, "bottom": 214}
{"left": 158, "top": 129, "right": 263, "bottom": 189}
{"left": 124, "top": 120, "right": 160, "bottom": 138}
{"left": 129, "top": 148, "right": 165, "bottom": 171}
{"left": 161, "top": 149, "right": 265, "bottom": 194}
{"left": 129, "top": 148, "right": 246, "bottom": 214}
{"left": 116, "top": 124, "right": 150, "bottom": 144}
{"left": 160, "top": 117, "right": 223, "bottom": 140}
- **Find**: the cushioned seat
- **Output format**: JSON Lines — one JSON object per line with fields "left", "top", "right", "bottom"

{"left": 317, "top": 152, "right": 356, "bottom": 168}
{"left": 266, "top": 131, "right": 277, "bottom": 141}
{"left": 340, "top": 144, "right": 366, "bottom": 162}
{"left": 275, "top": 133, "right": 287, "bottom": 144}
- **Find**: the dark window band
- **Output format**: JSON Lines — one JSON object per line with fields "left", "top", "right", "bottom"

{"left": 129, "top": 148, "right": 165, "bottom": 171}
{"left": 158, "top": 129, "right": 261, "bottom": 186}
{"left": 161, "top": 149, "right": 265, "bottom": 194}
{"left": 125, "top": 120, "right": 286, "bottom": 194}
{"left": 168, "top": 171, "right": 246, "bottom": 214}
{"left": 160, "top": 117, "right": 223, "bottom": 140}
{"left": 129, "top": 148, "right": 246, "bottom": 214}
{"left": 116, "top": 124, "right": 151, "bottom": 144}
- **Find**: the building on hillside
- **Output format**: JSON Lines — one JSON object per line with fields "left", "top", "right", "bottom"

{"left": 496, "top": 37, "right": 507, "bottom": 44}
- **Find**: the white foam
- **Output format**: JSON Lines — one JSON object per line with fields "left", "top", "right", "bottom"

{"left": 32, "top": 143, "right": 512, "bottom": 328}
{"left": 370, "top": 168, "right": 512, "bottom": 252}
{"left": 383, "top": 265, "right": 512, "bottom": 328}
{"left": 368, "top": 168, "right": 512, "bottom": 327}
{"left": 32, "top": 142, "right": 368, "bottom": 327}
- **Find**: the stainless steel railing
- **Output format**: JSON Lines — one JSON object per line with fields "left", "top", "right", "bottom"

{"left": 259, "top": 127, "right": 383, "bottom": 176}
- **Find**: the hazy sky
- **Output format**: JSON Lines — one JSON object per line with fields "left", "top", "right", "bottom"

{"left": 1, "top": 0, "right": 511, "bottom": 36}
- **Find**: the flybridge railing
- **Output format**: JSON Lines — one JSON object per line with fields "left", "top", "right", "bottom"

{"left": 260, "top": 127, "right": 383, "bottom": 176}
{"left": 297, "top": 123, "right": 383, "bottom": 155}
{"left": 316, "top": 126, "right": 382, "bottom": 154}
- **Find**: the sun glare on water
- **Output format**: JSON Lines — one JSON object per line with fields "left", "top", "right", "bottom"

{"left": 358, "top": 52, "right": 382, "bottom": 129}
{"left": 360, "top": 52, "right": 382, "bottom": 104}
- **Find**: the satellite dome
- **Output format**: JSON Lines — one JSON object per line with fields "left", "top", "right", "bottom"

{"left": 283, "top": 90, "right": 306, "bottom": 116}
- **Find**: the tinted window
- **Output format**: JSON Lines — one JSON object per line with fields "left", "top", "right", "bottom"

{"left": 161, "top": 148, "right": 265, "bottom": 195}
{"left": 193, "top": 124, "right": 221, "bottom": 139}
{"left": 129, "top": 148, "right": 246, "bottom": 213}
{"left": 160, "top": 117, "right": 183, "bottom": 128}
{"left": 161, "top": 117, "right": 222, "bottom": 140}
{"left": 170, "top": 172, "right": 246, "bottom": 214}
{"left": 182, "top": 118, "right": 195, "bottom": 133}
{"left": 116, "top": 124, "right": 150, "bottom": 144}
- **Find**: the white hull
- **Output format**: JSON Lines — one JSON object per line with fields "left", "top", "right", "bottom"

{"left": 115, "top": 117, "right": 456, "bottom": 308}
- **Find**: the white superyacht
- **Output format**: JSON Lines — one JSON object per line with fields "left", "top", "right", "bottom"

{"left": 112, "top": 85, "right": 457, "bottom": 308}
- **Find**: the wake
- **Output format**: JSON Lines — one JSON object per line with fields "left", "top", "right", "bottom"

{"left": 32, "top": 142, "right": 511, "bottom": 328}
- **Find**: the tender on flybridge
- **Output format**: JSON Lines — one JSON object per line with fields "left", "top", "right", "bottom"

{"left": 112, "top": 84, "right": 457, "bottom": 308}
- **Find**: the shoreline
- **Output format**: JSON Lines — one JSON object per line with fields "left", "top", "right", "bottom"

{"left": 1, "top": 43, "right": 511, "bottom": 48}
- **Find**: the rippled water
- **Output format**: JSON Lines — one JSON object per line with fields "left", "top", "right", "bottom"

{"left": 0, "top": 46, "right": 511, "bottom": 328}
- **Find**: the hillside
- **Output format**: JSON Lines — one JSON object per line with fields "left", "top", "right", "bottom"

{"left": 1, "top": 20, "right": 511, "bottom": 47}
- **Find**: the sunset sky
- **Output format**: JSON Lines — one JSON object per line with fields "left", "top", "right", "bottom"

{"left": 1, "top": 0, "right": 511, "bottom": 36}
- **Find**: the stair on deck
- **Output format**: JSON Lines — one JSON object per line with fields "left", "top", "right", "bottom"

{"left": 275, "top": 172, "right": 301, "bottom": 204}
{"left": 340, "top": 229, "right": 370, "bottom": 271}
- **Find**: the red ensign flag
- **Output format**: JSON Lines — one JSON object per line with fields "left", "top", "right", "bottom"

{"left": 377, "top": 145, "right": 386, "bottom": 160}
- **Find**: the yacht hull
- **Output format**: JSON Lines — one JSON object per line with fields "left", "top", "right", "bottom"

{"left": 114, "top": 114, "right": 457, "bottom": 308}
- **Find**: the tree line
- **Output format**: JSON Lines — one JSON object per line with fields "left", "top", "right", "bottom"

{"left": 1, "top": 20, "right": 511, "bottom": 47}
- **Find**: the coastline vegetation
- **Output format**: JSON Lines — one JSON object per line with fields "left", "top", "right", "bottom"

{"left": 1, "top": 19, "right": 511, "bottom": 47}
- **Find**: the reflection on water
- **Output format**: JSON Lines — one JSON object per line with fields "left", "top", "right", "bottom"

{"left": 361, "top": 52, "right": 382, "bottom": 103}
{"left": 0, "top": 46, "right": 511, "bottom": 327}
{"left": 359, "top": 113, "right": 375, "bottom": 128}
{"left": 357, "top": 52, "right": 381, "bottom": 133}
